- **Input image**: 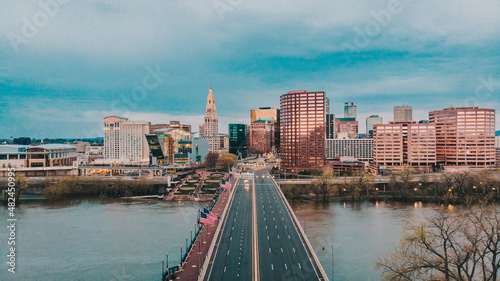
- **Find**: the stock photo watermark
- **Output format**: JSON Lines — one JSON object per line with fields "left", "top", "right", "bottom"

{"left": 463, "top": 74, "right": 497, "bottom": 107}
{"left": 5, "top": 168, "right": 17, "bottom": 274}
{"left": 340, "top": 0, "right": 404, "bottom": 63}
{"left": 7, "top": 0, "right": 72, "bottom": 53}
{"left": 83, "top": 64, "right": 169, "bottom": 139}
{"left": 213, "top": 0, "right": 244, "bottom": 21}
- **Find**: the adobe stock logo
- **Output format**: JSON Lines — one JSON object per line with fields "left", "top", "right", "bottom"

{"left": 340, "top": 0, "right": 404, "bottom": 63}
{"left": 7, "top": 0, "right": 71, "bottom": 53}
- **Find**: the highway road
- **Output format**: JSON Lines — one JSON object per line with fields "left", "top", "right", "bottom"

{"left": 255, "top": 170, "right": 320, "bottom": 281}
{"left": 208, "top": 178, "right": 253, "bottom": 281}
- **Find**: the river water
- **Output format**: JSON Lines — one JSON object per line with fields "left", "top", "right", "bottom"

{"left": 0, "top": 198, "right": 442, "bottom": 281}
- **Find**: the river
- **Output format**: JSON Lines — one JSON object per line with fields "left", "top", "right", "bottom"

{"left": 1, "top": 198, "right": 444, "bottom": 280}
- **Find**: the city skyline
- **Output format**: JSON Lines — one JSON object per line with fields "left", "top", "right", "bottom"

{"left": 1, "top": 1, "right": 500, "bottom": 138}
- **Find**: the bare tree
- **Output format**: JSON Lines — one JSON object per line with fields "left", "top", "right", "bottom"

{"left": 341, "top": 170, "right": 374, "bottom": 201}
{"left": 376, "top": 207, "right": 500, "bottom": 281}
{"left": 314, "top": 167, "right": 336, "bottom": 203}
{"left": 388, "top": 167, "right": 415, "bottom": 199}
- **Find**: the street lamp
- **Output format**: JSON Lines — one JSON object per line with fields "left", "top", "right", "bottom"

{"left": 180, "top": 246, "right": 183, "bottom": 264}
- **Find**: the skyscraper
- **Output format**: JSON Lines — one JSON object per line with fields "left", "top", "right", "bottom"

{"left": 199, "top": 86, "right": 218, "bottom": 137}
{"left": 199, "top": 86, "right": 228, "bottom": 153}
{"left": 325, "top": 98, "right": 330, "bottom": 115}
{"left": 250, "top": 107, "right": 280, "bottom": 151}
{"left": 229, "top": 124, "right": 248, "bottom": 158}
{"left": 326, "top": 114, "right": 336, "bottom": 139}
{"left": 280, "top": 90, "right": 325, "bottom": 172}
{"left": 394, "top": 106, "right": 412, "bottom": 122}
{"left": 366, "top": 115, "right": 383, "bottom": 138}
{"left": 429, "top": 107, "right": 495, "bottom": 167}
{"left": 248, "top": 118, "right": 275, "bottom": 154}
{"left": 344, "top": 102, "right": 357, "bottom": 120}
{"left": 103, "top": 116, "right": 150, "bottom": 163}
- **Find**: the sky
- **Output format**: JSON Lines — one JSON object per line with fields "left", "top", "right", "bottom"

{"left": 1, "top": 0, "right": 499, "bottom": 138}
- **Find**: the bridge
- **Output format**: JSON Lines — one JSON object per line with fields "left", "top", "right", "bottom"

{"left": 195, "top": 169, "right": 328, "bottom": 280}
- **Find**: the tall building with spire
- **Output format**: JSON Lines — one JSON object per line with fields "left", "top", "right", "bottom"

{"left": 200, "top": 86, "right": 219, "bottom": 136}
{"left": 199, "top": 86, "right": 228, "bottom": 153}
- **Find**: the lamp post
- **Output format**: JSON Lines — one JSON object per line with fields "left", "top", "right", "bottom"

{"left": 166, "top": 253, "right": 168, "bottom": 269}
{"left": 186, "top": 236, "right": 188, "bottom": 252}
{"left": 180, "top": 246, "right": 183, "bottom": 264}
{"left": 162, "top": 259, "right": 165, "bottom": 280}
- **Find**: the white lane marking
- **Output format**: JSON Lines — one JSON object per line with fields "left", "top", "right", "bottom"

{"left": 230, "top": 237, "right": 232, "bottom": 241}
{"left": 298, "top": 263, "right": 301, "bottom": 269}
{"left": 275, "top": 225, "right": 277, "bottom": 229}
{"left": 271, "top": 264, "right": 274, "bottom": 271}
{"left": 224, "top": 266, "right": 226, "bottom": 272}
{"left": 269, "top": 248, "right": 271, "bottom": 253}
{"left": 288, "top": 235, "right": 291, "bottom": 239}
{"left": 285, "top": 264, "right": 287, "bottom": 270}
{"left": 227, "top": 250, "right": 230, "bottom": 255}
{"left": 267, "top": 235, "right": 269, "bottom": 240}
{"left": 293, "top": 248, "right": 295, "bottom": 252}
{"left": 281, "top": 248, "right": 283, "bottom": 252}
{"left": 266, "top": 225, "right": 267, "bottom": 229}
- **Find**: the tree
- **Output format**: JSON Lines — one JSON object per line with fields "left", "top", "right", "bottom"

{"left": 376, "top": 207, "right": 500, "bottom": 281}
{"left": 388, "top": 167, "right": 415, "bottom": 199}
{"left": 14, "top": 173, "right": 28, "bottom": 201}
{"left": 313, "top": 167, "right": 336, "bottom": 203}
{"left": 205, "top": 152, "right": 219, "bottom": 168}
{"left": 218, "top": 153, "right": 237, "bottom": 169}
{"left": 340, "top": 169, "right": 374, "bottom": 201}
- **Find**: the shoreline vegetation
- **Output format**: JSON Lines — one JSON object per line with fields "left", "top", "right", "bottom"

{"left": 273, "top": 167, "right": 500, "bottom": 206}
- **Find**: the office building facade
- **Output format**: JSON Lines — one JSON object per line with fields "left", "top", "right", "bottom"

{"left": 326, "top": 139, "right": 373, "bottom": 162}
{"left": 248, "top": 118, "right": 275, "bottom": 154}
{"left": 335, "top": 118, "right": 358, "bottom": 139}
{"left": 394, "top": 106, "right": 413, "bottom": 122}
{"left": 103, "top": 116, "right": 150, "bottom": 164}
{"left": 280, "top": 90, "right": 325, "bottom": 172}
{"left": 229, "top": 124, "right": 248, "bottom": 158}
{"left": 366, "top": 115, "right": 383, "bottom": 138}
{"left": 250, "top": 107, "right": 280, "bottom": 152}
{"left": 429, "top": 107, "right": 496, "bottom": 167}
{"left": 344, "top": 102, "right": 357, "bottom": 119}
{"left": 326, "top": 114, "right": 336, "bottom": 139}
{"left": 150, "top": 121, "right": 191, "bottom": 134}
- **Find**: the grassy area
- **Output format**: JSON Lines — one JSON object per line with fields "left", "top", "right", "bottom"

{"left": 174, "top": 188, "right": 193, "bottom": 195}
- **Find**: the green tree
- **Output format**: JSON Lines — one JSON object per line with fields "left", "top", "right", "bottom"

{"left": 205, "top": 152, "right": 219, "bottom": 168}
{"left": 218, "top": 153, "right": 238, "bottom": 169}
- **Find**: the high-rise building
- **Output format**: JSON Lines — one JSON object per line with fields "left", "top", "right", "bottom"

{"left": 326, "top": 114, "right": 336, "bottom": 139}
{"left": 229, "top": 124, "right": 248, "bottom": 158}
{"left": 280, "top": 90, "right": 325, "bottom": 172}
{"left": 199, "top": 86, "right": 228, "bottom": 153}
{"left": 150, "top": 121, "right": 191, "bottom": 134}
{"left": 325, "top": 98, "right": 330, "bottom": 115}
{"left": 373, "top": 121, "right": 436, "bottom": 173}
{"left": 394, "top": 106, "right": 413, "bottom": 122}
{"left": 429, "top": 107, "right": 495, "bottom": 167}
{"left": 250, "top": 107, "right": 280, "bottom": 152}
{"left": 335, "top": 118, "right": 358, "bottom": 139}
{"left": 248, "top": 118, "right": 275, "bottom": 154}
{"left": 344, "top": 102, "right": 357, "bottom": 120}
{"left": 103, "top": 116, "right": 150, "bottom": 164}
{"left": 366, "top": 115, "right": 383, "bottom": 138}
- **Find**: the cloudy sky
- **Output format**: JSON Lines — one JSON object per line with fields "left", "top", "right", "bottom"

{"left": 1, "top": 0, "right": 499, "bottom": 138}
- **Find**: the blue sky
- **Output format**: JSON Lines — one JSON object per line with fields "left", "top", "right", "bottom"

{"left": 1, "top": 0, "right": 499, "bottom": 138}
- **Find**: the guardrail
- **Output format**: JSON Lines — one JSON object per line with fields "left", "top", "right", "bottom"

{"left": 270, "top": 175, "right": 329, "bottom": 281}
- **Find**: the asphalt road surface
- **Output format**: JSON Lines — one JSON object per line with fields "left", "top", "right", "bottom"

{"left": 255, "top": 170, "right": 320, "bottom": 281}
{"left": 208, "top": 178, "right": 253, "bottom": 281}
